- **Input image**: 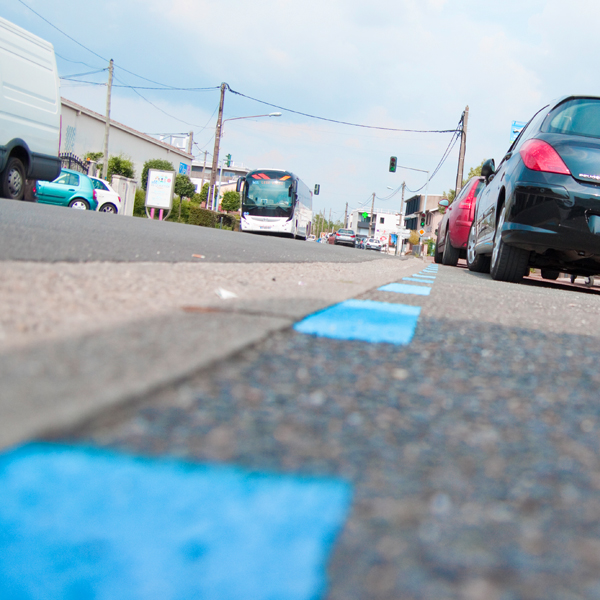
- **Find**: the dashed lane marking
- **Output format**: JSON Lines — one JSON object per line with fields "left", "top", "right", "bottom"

{"left": 294, "top": 299, "right": 421, "bottom": 345}
{"left": 0, "top": 443, "right": 351, "bottom": 600}
{"left": 402, "top": 277, "right": 434, "bottom": 284}
{"left": 378, "top": 283, "right": 432, "bottom": 296}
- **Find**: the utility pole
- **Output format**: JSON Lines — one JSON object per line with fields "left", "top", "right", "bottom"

{"left": 199, "top": 151, "right": 207, "bottom": 200}
{"left": 368, "top": 192, "right": 375, "bottom": 238}
{"left": 396, "top": 182, "right": 406, "bottom": 256}
{"left": 344, "top": 202, "right": 348, "bottom": 228}
{"left": 455, "top": 106, "right": 469, "bottom": 196}
{"left": 328, "top": 208, "right": 332, "bottom": 233}
{"left": 186, "top": 131, "right": 193, "bottom": 155}
{"left": 102, "top": 59, "right": 114, "bottom": 180}
{"left": 208, "top": 83, "right": 227, "bottom": 211}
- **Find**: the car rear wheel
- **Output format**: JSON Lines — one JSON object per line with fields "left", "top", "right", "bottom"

{"left": 490, "top": 204, "right": 529, "bottom": 283}
{"left": 99, "top": 203, "right": 117, "bottom": 214}
{"left": 1, "top": 157, "right": 25, "bottom": 200}
{"left": 541, "top": 268, "right": 560, "bottom": 280}
{"left": 466, "top": 223, "right": 491, "bottom": 273}
{"left": 69, "top": 198, "right": 90, "bottom": 210}
{"left": 442, "top": 235, "right": 460, "bottom": 266}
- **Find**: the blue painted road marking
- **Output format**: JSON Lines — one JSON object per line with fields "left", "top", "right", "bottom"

{"left": 378, "top": 283, "right": 431, "bottom": 296}
{"left": 0, "top": 444, "right": 352, "bottom": 600}
{"left": 416, "top": 274, "right": 436, "bottom": 278}
{"left": 402, "top": 277, "right": 433, "bottom": 284}
{"left": 294, "top": 299, "right": 421, "bottom": 345}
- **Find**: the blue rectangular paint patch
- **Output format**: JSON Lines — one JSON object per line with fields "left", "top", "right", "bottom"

{"left": 416, "top": 273, "right": 436, "bottom": 278}
{"left": 0, "top": 443, "right": 352, "bottom": 600}
{"left": 294, "top": 299, "right": 421, "bottom": 345}
{"left": 402, "top": 277, "right": 433, "bottom": 284}
{"left": 378, "top": 283, "right": 431, "bottom": 296}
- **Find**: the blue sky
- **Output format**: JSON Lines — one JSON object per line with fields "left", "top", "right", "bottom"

{"left": 5, "top": 0, "right": 598, "bottom": 221}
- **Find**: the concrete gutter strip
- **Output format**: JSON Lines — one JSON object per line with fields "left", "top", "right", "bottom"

{"left": 0, "top": 257, "right": 427, "bottom": 450}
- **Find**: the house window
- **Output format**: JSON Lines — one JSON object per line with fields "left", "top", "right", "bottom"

{"left": 380, "top": 217, "right": 384, "bottom": 224}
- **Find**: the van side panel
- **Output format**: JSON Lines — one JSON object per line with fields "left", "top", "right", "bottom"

{"left": 0, "top": 18, "right": 61, "bottom": 181}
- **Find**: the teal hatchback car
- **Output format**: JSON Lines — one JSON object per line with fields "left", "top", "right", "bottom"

{"left": 36, "top": 169, "right": 98, "bottom": 210}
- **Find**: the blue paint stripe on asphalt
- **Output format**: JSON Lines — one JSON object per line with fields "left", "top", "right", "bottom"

{"left": 417, "top": 274, "right": 436, "bottom": 278}
{"left": 402, "top": 277, "right": 433, "bottom": 284}
{"left": 294, "top": 299, "right": 421, "bottom": 345}
{"left": 0, "top": 443, "right": 352, "bottom": 600}
{"left": 378, "top": 283, "right": 431, "bottom": 296}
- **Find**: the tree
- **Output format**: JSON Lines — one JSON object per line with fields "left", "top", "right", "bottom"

{"left": 442, "top": 160, "right": 485, "bottom": 207}
{"left": 408, "top": 230, "right": 420, "bottom": 246}
{"left": 174, "top": 174, "right": 196, "bottom": 200}
{"left": 197, "top": 182, "right": 209, "bottom": 205}
{"left": 141, "top": 159, "right": 175, "bottom": 190}
{"left": 107, "top": 154, "right": 135, "bottom": 181}
{"left": 221, "top": 190, "right": 240, "bottom": 212}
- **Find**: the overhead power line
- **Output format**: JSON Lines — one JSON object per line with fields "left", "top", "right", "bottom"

{"left": 227, "top": 85, "right": 458, "bottom": 134}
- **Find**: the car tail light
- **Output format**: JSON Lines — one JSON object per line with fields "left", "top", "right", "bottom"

{"left": 520, "top": 139, "right": 571, "bottom": 175}
{"left": 93, "top": 189, "right": 97, "bottom": 200}
{"left": 118, "top": 196, "right": 121, "bottom": 203}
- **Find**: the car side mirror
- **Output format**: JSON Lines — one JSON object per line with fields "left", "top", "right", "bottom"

{"left": 438, "top": 199, "right": 449, "bottom": 208}
{"left": 236, "top": 177, "right": 243, "bottom": 193}
{"left": 481, "top": 158, "right": 495, "bottom": 181}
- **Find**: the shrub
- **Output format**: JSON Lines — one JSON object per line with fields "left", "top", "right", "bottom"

{"left": 107, "top": 154, "right": 135, "bottom": 180}
{"left": 188, "top": 206, "right": 218, "bottom": 228}
{"left": 133, "top": 188, "right": 147, "bottom": 218}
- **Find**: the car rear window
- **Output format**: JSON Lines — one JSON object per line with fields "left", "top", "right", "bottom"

{"left": 544, "top": 98, "right": 600, "bottom": 139}
{"left": 338, "top": 229, "right": 353, "bottom": 234}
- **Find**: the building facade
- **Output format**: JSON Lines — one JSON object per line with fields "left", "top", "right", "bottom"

{"left": 60, "top": 98, "right": 193, "bottom": 186}
{"left": 404, "top": 193, "right": 444, "bottom": 240}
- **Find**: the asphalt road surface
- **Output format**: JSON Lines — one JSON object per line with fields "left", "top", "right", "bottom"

{"left": 3, "top": 198, "right": 600, "bottom": 600}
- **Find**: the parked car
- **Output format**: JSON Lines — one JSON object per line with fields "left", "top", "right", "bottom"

{"left": 36, "top": 168, "right": 98, "bottom": 210}
{"left": 89, "top": 176, "right": 121, "bottom": 214}
{"left": 0, "top": 17, "right": 61, "bottom": 200}
{"left": 334, "top": 228, "right": 357, "bottom": 247}
{"left": 434, "top": 176, "right": 485, "bottom": 265}
{"left": 365, "top": 237, "right": 382, "bottom": 251}
{"left": 468, "top": 95, "right": 600, "bottom": 283}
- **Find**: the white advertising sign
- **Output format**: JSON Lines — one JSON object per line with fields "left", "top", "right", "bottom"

{"left": 145, "top": 169, "right": 176, "bottom": 210}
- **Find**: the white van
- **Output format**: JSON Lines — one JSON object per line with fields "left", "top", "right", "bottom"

{"left": 0, "top": 17, "right": 61, "bottom": 200}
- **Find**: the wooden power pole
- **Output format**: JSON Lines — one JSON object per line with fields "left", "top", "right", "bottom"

{"left": 208, "top": 83, "right": 227, "bottom": 210}
{"left": 368, "top": 192, "right": 375, "bottom": 238}
{"left": 102, "top": 59, "right": 114, "bottom": 179}
{"left": 455, "top": 106, "right": 469, "bottom": 196}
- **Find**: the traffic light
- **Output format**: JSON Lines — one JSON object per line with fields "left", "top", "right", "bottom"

{"left": 420, "top": 214, "right": 426, "bottom": 228}
{"left": 225, "top": 154, "right": 231, "bottom": 167}
{"left": 389, "top": 156, "right": 397, "bottom": 172}
{"left": 314, "top": 184, "right": 320, "bottom": 195}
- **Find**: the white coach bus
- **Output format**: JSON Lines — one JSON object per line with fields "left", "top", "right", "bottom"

{"left": 236, "top": 169, "right": 313, "bottom": 239}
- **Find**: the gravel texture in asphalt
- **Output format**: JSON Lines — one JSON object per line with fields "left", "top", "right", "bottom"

{"left": 54, "top": 263, "right": 600, "bottom": 599}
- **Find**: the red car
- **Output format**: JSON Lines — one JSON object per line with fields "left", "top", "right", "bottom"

{"left": 434, "top": 176, "right": 485, "bottom": 265}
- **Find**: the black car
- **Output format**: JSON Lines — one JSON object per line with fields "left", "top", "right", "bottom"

{"left": 467, "top": 96, "right": 600, "bottom": 282}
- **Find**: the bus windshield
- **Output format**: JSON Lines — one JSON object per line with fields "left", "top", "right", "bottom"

{"left": 243, "top": 172, "right": 293, "bottom": 217}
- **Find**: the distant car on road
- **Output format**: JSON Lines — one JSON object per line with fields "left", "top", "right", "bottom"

{"left": 36, "top": 168, "right": 98, "bottom": 211}
{"left": 365, "top": 237, "right": 382, "bottom": 251}
{"left": 435, "top": 176, "right": 485, "bottom": 265}
{"left": 89, "top": 176, "right": 121, "bottom": 214}
{"left": 334, "top": 228, "right": 357, "bottom": 247}
{"left": 468, "top": 96, "right": 600, "bottom": 282}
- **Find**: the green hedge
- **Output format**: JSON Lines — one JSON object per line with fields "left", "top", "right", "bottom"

{"left": 133, "top": 191, "right": 240, "bottom": 230}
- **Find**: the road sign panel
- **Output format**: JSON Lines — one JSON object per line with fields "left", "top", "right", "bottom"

{"left": 418, "top": 228, "right": 425, "bottom": 236}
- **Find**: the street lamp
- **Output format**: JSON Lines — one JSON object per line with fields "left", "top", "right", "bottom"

{"left": 208, "top": 112, "right": 282, "bottom": 210}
